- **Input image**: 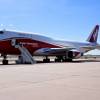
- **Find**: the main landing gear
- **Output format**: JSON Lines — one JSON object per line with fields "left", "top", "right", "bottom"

{"left": 55, "top": 56, "right": 72, "bottom": 62}
{"left": 43, "top": 56, "right": 50, "bottom": 63}
{"left": 42, "top": 55, "right": 73, "bottom": 63}
{"left": 2, "top": 55, "right": 8, "bottom": 65}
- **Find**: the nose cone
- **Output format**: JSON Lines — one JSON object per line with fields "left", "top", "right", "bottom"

{"left": 0, "top": 30, "right": 4, "bottom": 34}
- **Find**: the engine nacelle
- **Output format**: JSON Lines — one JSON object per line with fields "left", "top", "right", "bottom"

{"left": 68, "top": 50, "right": 83, "bottom": 59}
{"left": 34, "top": 48, "right": 51, "bottom": 55}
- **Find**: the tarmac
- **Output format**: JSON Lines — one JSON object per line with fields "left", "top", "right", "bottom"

{"left": 0, "top": 60, "right": 100, "bottom": 100}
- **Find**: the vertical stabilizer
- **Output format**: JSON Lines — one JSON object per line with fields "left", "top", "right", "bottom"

{"left": 87, "top": 25, "right": 99, "bottom": 43}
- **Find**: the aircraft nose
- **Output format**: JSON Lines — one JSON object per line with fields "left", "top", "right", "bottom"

{"left": 0, "top": 30, "right": 4, "bottom": 34}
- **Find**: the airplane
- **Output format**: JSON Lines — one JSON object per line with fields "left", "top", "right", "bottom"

{"left": 0, "top": 25, "right": 99, "bottom": 64}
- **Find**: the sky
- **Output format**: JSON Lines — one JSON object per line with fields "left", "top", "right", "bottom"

{"left": 0, "top": 0, "right": 100, "bottom": 54}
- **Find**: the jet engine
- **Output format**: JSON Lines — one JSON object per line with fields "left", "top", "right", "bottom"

{"left": 68, "top": 50, "right": 83, "bottom": 59}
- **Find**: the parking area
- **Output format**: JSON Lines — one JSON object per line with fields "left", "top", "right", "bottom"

{"left": 0, "top": 61, "right": 100, "bottom": 100}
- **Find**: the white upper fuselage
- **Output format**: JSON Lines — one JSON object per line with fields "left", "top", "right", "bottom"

{"left": 0, "top": 30, "right": 98, "bottom": 54}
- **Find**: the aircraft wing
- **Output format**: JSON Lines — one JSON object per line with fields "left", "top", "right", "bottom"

{"left": 34, "top": 47, "right": 75, "bottom": 56}
{"left": 34, "top": 44, "right": 95, "bottom": 56}
{"left": 80, "top": 45, "right": 100, "bottom": 52}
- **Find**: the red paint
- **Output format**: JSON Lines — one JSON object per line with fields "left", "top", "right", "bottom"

{"left": 0, "top": 38, "right": 60, "bottom": 55}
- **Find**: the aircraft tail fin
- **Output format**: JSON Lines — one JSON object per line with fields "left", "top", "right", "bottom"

{"left": 87, "top": 25, "right": 99, "bottom": 43}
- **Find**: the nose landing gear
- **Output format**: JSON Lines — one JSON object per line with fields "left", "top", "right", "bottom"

{"left": 2, "top": 55, "right": 8, "bottom": 65}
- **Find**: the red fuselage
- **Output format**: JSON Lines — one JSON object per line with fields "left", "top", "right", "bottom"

{"left": 0, "top": 38, "right": 60, "bottom": 55}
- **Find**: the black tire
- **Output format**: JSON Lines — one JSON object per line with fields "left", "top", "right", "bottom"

{"left": 55, "top": 58, "right": 61, "bottom": 62}
{"left": 67, "top": 59, "right": 72, "bottom": 62}
{"left": 43, "top": 59, "right": 50, "bottom": 63}
{"left": 2, "top": 60, "right": 8, "bottom": 65}
{"left": 62, "top": 58, "right": 73, "bottom": 62}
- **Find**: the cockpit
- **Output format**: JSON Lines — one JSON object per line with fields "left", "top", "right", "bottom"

{"left": 0, "top": 30, "right": 4, "bottom": 34}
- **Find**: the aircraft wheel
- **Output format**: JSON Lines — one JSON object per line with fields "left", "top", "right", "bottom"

{"left": 55, "top": 56, "right": 63, "bottom": 62}
{"left": 62, "top": 58, "right": 73, "bottom": 62}
{"left": 66, "top": 59, "right": 72, "bottom": 62}
{"left": 43, "top": 58, "right": 50, "bottom": 63}
{"left": 2, "top": 60, "right": 8, "bottom": 65}
{"left": 68, "top": 58, "right": 72, "bottom": 62}
{"left": 55, "top": 58, "right": 61, "bottom": 62}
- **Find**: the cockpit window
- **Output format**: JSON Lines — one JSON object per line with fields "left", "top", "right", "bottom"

{"left": 0, "top": 31, "right": 4, "bottom": 34}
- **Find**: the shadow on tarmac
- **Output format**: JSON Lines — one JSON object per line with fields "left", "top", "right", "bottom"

{"left": 0, "top": 59, "right": 100, "bottom": 66}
